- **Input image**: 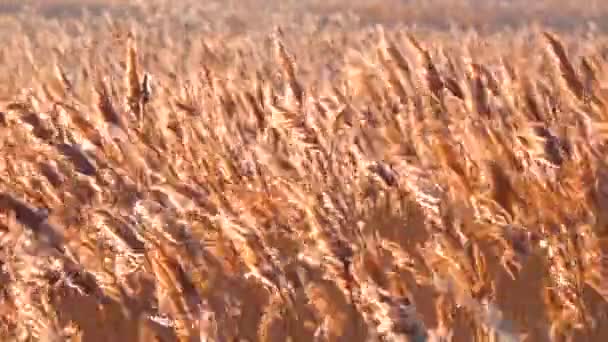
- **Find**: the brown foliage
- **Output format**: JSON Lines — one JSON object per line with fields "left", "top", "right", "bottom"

{"left": 2, "top": 1, "right": 608, "bottom": 341}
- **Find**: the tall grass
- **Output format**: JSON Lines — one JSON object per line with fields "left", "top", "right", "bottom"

{"left": 1, "top": 1, "right": 608, "bottom": 341}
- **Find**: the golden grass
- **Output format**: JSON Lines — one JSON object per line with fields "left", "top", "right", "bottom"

{"left": 2, "top": 1, "right": 608, "bottom": 341}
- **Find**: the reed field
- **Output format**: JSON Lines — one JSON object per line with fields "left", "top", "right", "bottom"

{"left": 2, "top": 0, "right": 608, "bottom": 341}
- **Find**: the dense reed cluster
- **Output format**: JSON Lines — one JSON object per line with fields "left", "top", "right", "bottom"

{"left": 1, "top": 1, "right": 608, "bottom": 341}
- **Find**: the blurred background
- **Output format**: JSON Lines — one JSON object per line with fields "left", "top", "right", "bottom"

{"left": 1, "top": 0, "right": 607, "bottom": 32}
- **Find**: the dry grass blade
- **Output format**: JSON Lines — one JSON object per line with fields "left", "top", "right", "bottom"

{"left": 126, "top": 32, "right": 142, "bottom": 115}
{"left": 543, "top": 31, "right": 585, "bottom": 100}
{"left": 407, "top": 33, "right": 445, "bottom": 99}
{"left": 95, "top": 76, "right": 127, "bottom": 131}
{"left": 272, "top": 29, "right": 304, "bottom": 106}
